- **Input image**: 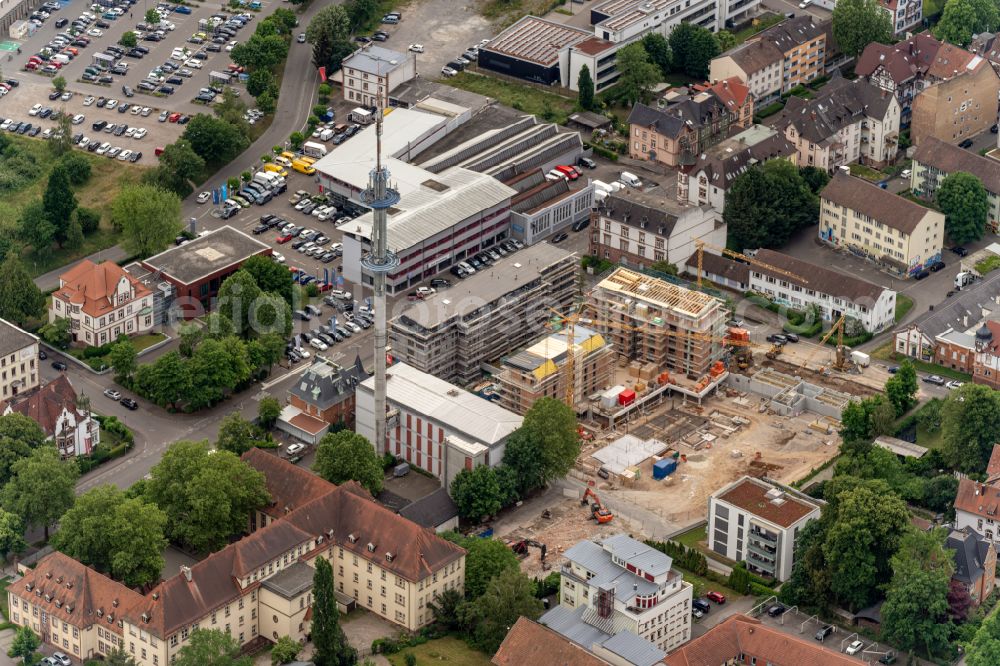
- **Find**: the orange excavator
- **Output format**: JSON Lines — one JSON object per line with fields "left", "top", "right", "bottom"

{"left": 582, "top": 488, "right": 614, "bottom": 524}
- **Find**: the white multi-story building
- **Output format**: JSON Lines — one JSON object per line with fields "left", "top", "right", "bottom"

{"left": 542, "top": 534, "right": 693, "bottom": 662}
{"left": 50, "top": 260, "right": 154, "bottom": 347}
{"left": 340, "top": 45, "right": 416, "bottom": 108}
{"left": 708, "top": 476, "right": 822, "bottom": 581}
{"left": 0, "top": 319, "right": 39, "bottom": 404}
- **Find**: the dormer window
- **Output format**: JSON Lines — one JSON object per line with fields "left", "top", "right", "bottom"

{"left": 348, "top": 534, "right": 358, "bottom": 543}
{"left": 367, "top": 543, "right": 376, "bottom": 552}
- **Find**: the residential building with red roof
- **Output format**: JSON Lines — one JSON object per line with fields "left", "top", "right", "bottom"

{"left": 7, "top": 450, "right": 465, "bottom": 665}
{"left": 855, "top": 33, "right": 944, "bottom": 127}
{"left": 0, "top": 318, "right": 40, "bottom": 403}
{"left": 50, "top": 259, "right": 154, "bottom": 347}
{"left": 954, "top": 447, "right": 1000, "bottom": 549}
{"left": 878, "top": 0, "right": 923, "bottom": 37}
{"left": 910, "top": 51, "right": 1000, "bottom": 147}
{"left": 4, "top": 375, "right": 99, "bottom": 458}
{"left": 708, "top": 476, "right": 822, "bottom": 581}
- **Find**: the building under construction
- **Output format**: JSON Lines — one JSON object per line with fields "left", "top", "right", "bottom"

{"left": 495, "top": 326, "right": 614, "bottom": 414}
{"left": 587, "top": 267, "right": 727, "bottom": 379}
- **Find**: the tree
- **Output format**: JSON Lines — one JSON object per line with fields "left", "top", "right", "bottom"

{"left": 649, "top": 260, "right": 677, "bottom": 275}
{"left": 75, "top": 206, "right": 100, "bottom": 234}
{"left": 64, "top": 218, "right": 84, "bottom": 251}
{"left": 258, "top": 397, "right": 282, "bottom": 429}
{"left": 188, "top": 337, "right": 251, "bottom": 408}
{"left": 442, "top": 532, "right": 521, "bottom": 599}
{"left": 144, "top": 8, "right": 160, "bottom": 24}
{"left": 144, "top": 440, "right": 270, "bottom": 552}
{"left": 7, "top": 625, "right": 40, "bottom": 665}
{"left": 0, "top": 255, "right": 44, "bottom": 326}
{"left": 49, "top": 112, "right": 75, "bottom": 158}
{"left": 241, "top": 254, "right": 295, "bottom": 303}
{"left": 250, "top": 292, "right": 292, "bottom": 338}
{"left": 312, "top": 557, "right": 357, "bottom": 666}
{"left": 313, "top": 431, "right": 383, "bottom": 495}
{"left": 616, "top": 42, "right": 660, "bottom": 105}
{"left": 51, "top": 75, "right": 67, "bottom": 93}
{"left": 884, "top": 360, "right": 918, "bottom": 417}
{"left": 967, "top": 609, "right": 1000, "bottom": 665}
{"left": 289, "top": 131, "right": 306, "bottom": 150}
{"left": 39, "top": 317, "right": 71, "bottom": 349}
{"left": 120, "top": 31, "right": 137, "bottom": 48}
{"left": 936, "top": 171, "right": 989, "bottom": 245}
{"left": 43, "top": 165, "right": 77, "bottom": 247}
{"left": 947, "top": 578, "right": 973, "bottom": 622}
{"left": 942, "top": 383, "right": 1000, "bottom": 472}
{"left": 2, "top": 447, "right": 77, "bottom": 541}
{"left": 450, "top": 466, "right": 503, "bottom": 521}
{"left": 271, "top": 635, "right": 301, "bottom": 665}
{"left": 217, "top": 270, "right": 263, "bottom": 338}
{"left": 724, "top": 159, "right": 818, "bottom": 251}
{"left": 307, "top": 5, "right": 351, "bottom": 68}
{"left": 880, "top": 528, "right": 953, "bottom": 658}
{"left": 668, "top": 23, "right": 719, "bottom": 79}
{"left": 19, "top": 200, "right": 55, "bottom": 256}
{"left": 182, "top": 114, "right": 249, "bottom": 165}
{"left": 212, "top": 89, "right": 251, "bottom": 131}
{"left": 936, "top": 0, "right": 999, "bottom": 46}
{"left": 247, "top": 69, "right": 275, "bottom": 98}
{"left": 832, "top": 0, "right": 892, "bottom": 57}
{"left": 466, "top": 568, "right": 543, "bottom": 653}
{"left": 109, "top": 339, "right": 138, "bottom": 384}
{"left": 104, "top": 647, "right": 139, "bottom": 666}
{"left": 0, "top": 509, "right": 25, "bottom": 562}
{"left": 799, "top": 166, "right": 830, "bottom": 194}
{"left": 52, "top": 484, "right": 168, "bottom": 588}
{"left": 641, "top": 32, "right": 671, "bottom": 78}
{"left": 174, "top": 629, "right": 251, "bottom": 666}
{"left": 715, "top": 30, "right": 738, "bottom": 51}
{"left": 577, "top": 64, "right": 595, "bottom": 111}
{"left": 216, "top": 413, "right": 267, "bottom": 456}
{"left": 112, "top": 184, "right": 182, "bottom": 257}
{"left": 503, "top": 398, "right": 579, "bottom": 494}
{"left": 427, "top": 588, "right": 464, "bottom": 631}
{"left": 152, "top": 140, "right": 206, "bottom": 196}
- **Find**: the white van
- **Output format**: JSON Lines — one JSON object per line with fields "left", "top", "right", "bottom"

{"left": 319, "top": 128, "right": 334, "bottom": 141}
{"left": 592, "top": 179, "right": 612, "bottom": 195}
{"left": 619, "top": 171, "right": 642, "bottom": 188}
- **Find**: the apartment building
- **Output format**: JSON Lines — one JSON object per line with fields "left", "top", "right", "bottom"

{"left": 774, "top": 77, "right": 901, "bottom": 171}
{"left": 819, "top": 172, "right": 945, "bottom": 278}
{"left": 542, "top": 534, "right": 693, "bottom": 659}
{"left": 340, "top": 45, "right": 416, "bottom": 108}
{"left": 710, "top": 16, "right": 829, "bottom": 103}
{"left": 912, "top": 137, "right": 1000, "bottom": 232}
{"left": 51, "top": 260, "right": 154, "bottom": 346}
{"left": 7, "top": 451, "right": 466, "bottom": 665}
{"left": 355, "top": 362, "right": 523, "bottom": 484}
{"left": 495, "top": 327, "right": 614, "bottom": 414}
{"left": 947, "top": 527, "right": 997, "bottom": 607}
{"left": 708, "top": 476, "right": 822, "bottom": 581}
{"left": 587, "top": 268, "right": 727, "bottom": 378}
{"left": 588, "top": 192, "right": 724, "bottom": 269}
{"left": 277, "top": 357, "right": 370, "bottom": 444}
{"left": 627, "top": 78, "right": 753, "bottom": 167}
{"left": 973, "top": 320, "right": 1000, "bottom": 389}
{"left": 4, "top": 375, "right": 99, "bottom": 458}
{"left": 955, "top": 445, "right": 1000, "bottom": 547}
{"left": 911, "top": 55, "right": 1000, "bottom": 147}
{"left": 505, "top": 169, "right": 595, "bottom": 245}
{"left": 494, "top": 617, "right": 615, "bottom": 666}
{"left": 856, "top": 33, "right": 948, "bottom": 127}
{"left": 879, "top": 0, "right": 923, "bottom": 35}
{"left": 0, "top": 319, "right": 39, "bottom": 403}
{"left": 389, "top": 242, "right": 577, "bottom": 386}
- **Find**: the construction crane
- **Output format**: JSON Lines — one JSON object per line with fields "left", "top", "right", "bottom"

{"left": 802, "top": 314, "right": 850, "bottom": 372}
{"left": 548, "top": 306, "right": 583, "bottom": 408}
{"left": 693, "top": 240, "right": 808, "bottom": 289}
{"left": 581, "top": 488, "right": 614, "bottom": 523}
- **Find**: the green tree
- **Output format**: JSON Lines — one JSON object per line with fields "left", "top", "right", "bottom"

{"left": 182, "top": 114, "right": 250, "bottom": 165}
{"left": 880, "top": 528, "right": 953, "bottom": 658}
{"left": 428, "top": 588, "right": 464, "bottom": 631}
{"left": 503, "top": 398, "right": 579, "bottom": 494}
{"left": 0, "top": 508, "right": 25, "bottom": 562}
{"left": 715, "top": 30, "right": 738, "bottom": 51}
{"left": 2, "top": 447, "right": 78, "bottom": 541}
{"left": 967, "top": 611, "right": 1000, "bottom": 665}
{"left": 146, "top": 351, "right": 194, "bottom": 409}
{"left": 247, "top": 69, "right": 275, "bottom": 98}
{"left": 43, "top": 165, "right": 77, "bottom": 247}
{"left": 0, "top": 255, "right": 44, "bottom": 326}
{"left": 936, "top": 171, "right": 989, "bottom": 244}
{"left": 727, "top": 562, "right": 751, "bottom": 594}
{"left": 217, "top": 270, "right": 263, "bottom": 338}
{"left": 936, "top": 0, "right": 999, "bottom": 46}
{"left": 799, "top": 166, "right": 830, "bottom": 194}
{"left": 216, "top": 413, "right": 267, "bottom": 456}
{"left": 64, "top": 218, "right": 84, "bottom": 251}
{"left": 649, "top": 260, "right": 677, "bottom": 275}
{"left": 641, "top": 33, "right": 672, "bottom": 78}
{"left": 307, "top": 5, "right": 351, "bottom": 68}
{"left": 144, "top": 8, "right": 160, "bottom": 24}
{"left": 119, "top": 31, "right": 137, "bottom": 48}
{"left": 39, "top": 317, "right": 71, "bottom": 349}
{"left": 289, "top": 131, "right": 306, "bottom": 150}
{"left": 724, "top": 159, "right": 818, "bottom": 251}
{"left": 52, "top": 485, "right": 167, "bottom": 588}
{"left": 941, "top": 383, "right": 1000, "bottom": 473}
{"left": 577, "top": 64, "right": 595, "bottom": 111}
{"left": 7, "top": 625, "right": 40, "bottom": 665}
{"left": 313, "top": 431, "right": 383, "bottom": 495}
{"left": 832, "top": 0, "right": 893, "bottom": 57}
{"left": 311, "top": 557, "right": 357, "bottom": 666}
{"left": 75, "top": 206, "right": 100, "bottom": 234}
{"left": 242, "top": 255, "right": 295, "bottom": 303}
{"left": 188, "top": 337, "right": 252, "bottom": 407}
{"left": 271, "top": 635, "right": 301, "bottom": 665}
{"left": 466, "top": 568, "right": 543, "bottom": 653}
{"left": 48, "top": 113, "right": 75, "bottom": 158}
{"left": 19, "top": 200, "right": 55, "bottom": 256}
{"left": 111, "top": 184, "right": 183, "bottom": 257}
{"left": 151, "top": 140, "right": 206, "bottom": 197}
{"left": 884, "top": 359, "right": 918, "bottom": 417}
{"left": 251, "top": 292, "right": 293, "bottom": 338}
{"left": 51, "top": 75, "right": 66, "bottom": 93}
{"left": 212, "top": 89, "right": 251, "bottom": 131}
{"left": 109, "top": 339, "right": 138, "bottom": 384}
{"left": 839, "top": 396, "right": 895, "bottom": 452}
{"left": 144, "top": 440, "right": 270, "bottom": 552}
{"left": 174, "top": 629, "right": 251, "bottom": 666}
{"left": 442, "top": 532, "right": 521, "bottom": 599}
{"left": 450, "top": 466, "right": 503, "bottom": 521}
{"left": 668, "top": 23, "right": 720, "bottom": 79}
{"left": 104, "top": 646, "right": 139, "bottom": 666}
{"left": 258, "top": 397, "right": 282, "bottom": 429}
{"left": 616, "top": 42, "right": 661, "bottom": 105}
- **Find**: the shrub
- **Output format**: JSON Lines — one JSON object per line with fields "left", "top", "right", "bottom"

{"left": 59, "top": 152, "right": 92, "bottom": 185}
{"left": 75, "top": 207, "right": 100, "bottom": 234}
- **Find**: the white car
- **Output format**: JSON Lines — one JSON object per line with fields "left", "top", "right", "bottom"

{"left": 415, "top": 286, "right": 436, "bottom": 298}
{"left": 0, "top": 119, "right": 11, "bottom": 131}
{"left": 286, "top": 443, "right": 306, "bottom": 455}
{"left": 41, "top": 128, "right": 52, "bottom": 139}
{"left": 28, "top": 103, "right": 42, "bottom": 116}
{"left": 105, "top": 99, "right": 118, "bottom": 110}
{"left": 133, "top": 128, "right": 147, "bottom": 139}
{"left": 87, "top": 28, "right": 102, "bottom": 36}
{"left": 78, "top": 137, "right": 91, "bottom": 148}
{"left": 329, "top": 289, "right": 351, "bottom": 300}
{"left": 196, "top": 191, "right": 211, "bottom": 204}
{"left": 440, "top": 66, "right": 457, "bottom": 77}
{"left": 309, "top": 337, "right": 328, "bottom": 351}
{"left": 346, "top": 321, "right": 362, "bottom": 333}
{"left": 946, "top": 380, "right": 965, "bottom": 389}
{"left": 408, "top": 43, "right": 424, "bottom": 53}
{"left": 184, "top": 59, "right": 203, "bottom": 69}
{"left": 141, "top": 107, "right": 152, "bottom": 117}
{"left": 845, "top": 641, "right": 864, "bottom": 656}
{"left": 130, "top": 105, "right": 142, "bottom": 116}
{"left": 117, "top": 149, "right": 133, "bottom": 161}
{"left": 95, "top": 142, "right": 111, "bottom": 155}
{"left": 71, "top": 114, "right": 85, "bottom": 124}
{"left": 271, "top": 252, "right": 285, "bottom": 263}
{"left": 83, "top": 95, "right": 95, "bottom": 106}
{"left": 124, "top": 127, "right": 136, "bottom": 137}
{"left": 226, "top": 40, "right": 238, "bottom": 51}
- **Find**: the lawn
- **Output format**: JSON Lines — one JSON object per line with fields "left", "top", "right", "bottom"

{"left": 732, "top": 13, "right": 785, "bottom": 44}
{"left": 67, "top": 332, "right": 167, "bottom": 371}
{"left": 0, "top": 135, "right": 145, "bottom": 276}
{"left": 870, "top": 340, "right": 972, "bottom": 381}
{"left": 895, "top": 294, "right": 914, "bottom": 322}
{"left": 444, "top": 72, "right": 576, "bottom": 125}
{"left": 849, "top": 163, "right": 884, "bottom": 182}
{"left": 386, "top": 637, "right": 493, "bottom": 666}
{"left": 674, "top": 525, "right": 707, "bottom": 550}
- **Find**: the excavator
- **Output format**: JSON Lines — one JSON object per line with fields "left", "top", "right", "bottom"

{"left": 511, "top": 539, "right": 548, "bottom": 562}
{"left": 582, "top": 488, "right": 614, "bottom": 524}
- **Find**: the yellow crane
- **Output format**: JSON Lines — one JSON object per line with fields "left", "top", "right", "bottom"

{"left": 802, "top": 314, "right": 850, "bottom": 372}
{"left": 694, "top": 240, "right": 808, "bottom": 289}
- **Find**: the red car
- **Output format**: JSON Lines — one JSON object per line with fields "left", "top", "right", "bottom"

{"left": 168, "top": 112, "right": 181, "bottom": 123}
{"left": 706, "top": 591, "right": 726, "bottom": 604}
{"left": 317, "top": 283, "right": 333, "bottom": 292}
{"left": 555, "top": 165, "right": 580, "bottom": 180}
{"left": 276, "top": 234, "right": 293, "bottom": 244}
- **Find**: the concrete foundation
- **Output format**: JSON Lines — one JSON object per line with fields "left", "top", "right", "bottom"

{"left": 726, "top": 368, "right": 856, "bottom": 419}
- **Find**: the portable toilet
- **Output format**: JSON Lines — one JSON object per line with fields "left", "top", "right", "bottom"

{"left": 653, "top": 458, "right": 677, "bottom": 480}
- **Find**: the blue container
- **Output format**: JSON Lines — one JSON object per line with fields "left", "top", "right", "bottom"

{"left": 653, "top": 458, "right": 677, "bottom": 480}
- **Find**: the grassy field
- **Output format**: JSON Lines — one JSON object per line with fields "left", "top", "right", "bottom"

{"left": 386, "top": 637, "right": 493, "bottom": 666}
{"left": 444, "top": 72, "right": 576, "bottom": 125}
{"left": 0, "top": 135, "right": 145, "bottom": 276}
{"left": 67, "top": 332, "right": 167, "bottom": 371}
{"left": 674, "top": 525, "right": 707, "bottom": 549}
{"left": 849, "top": 163, "right": 885, "bottom": 182}
{"left": 871, "top": 342, "right": 973, "bottom": 381}
{"left": 895, "top": 294, "right": 914, "bottom": 322}
{"left": 733, "top": 13, "right": 784, "bottom": 44}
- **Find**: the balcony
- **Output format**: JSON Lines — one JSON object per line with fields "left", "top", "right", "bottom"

{"left": 747, "top": 542, "right": 777, "bottom": 565}
{"left": 749, "top": 528, "right": 777, "bottom": 543}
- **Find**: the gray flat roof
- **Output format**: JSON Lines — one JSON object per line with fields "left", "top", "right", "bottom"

{"left": 0, "top": 319, "right": 38, "bottom": 358}
{"left": 260, "top": 561, "right": 314, "bottom": 599}
{"left": 142, "top": 226, "right": 270, "bottom": 286}
{"left": 392, "top": 242, "right": 576, "bottom": 329}
{"left": 874, "top": 435, "right": 929, "bottom": 459}
{"left": 342, "top": 45, "right": 408, "bottom": 76}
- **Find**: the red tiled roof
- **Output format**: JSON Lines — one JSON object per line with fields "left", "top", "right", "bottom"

{"left": 955, "top": 478, "right": 1000, "bottom": 520}
{"left": 856, "top": 33, "right": 942, "bottom": 83}
{"left": 695, "top": 77, "right": 751, "bottom": 111}
{"left": 242, "top": 448, "right": 337, "bottom": 518}
{"left": 987, "top": 444, "right": 1000, "bottom": 479}
{"left": 492, "top": 617, "right": 612, "bottom": 666}
{"left": 716, "top": 478, "right": 818, "bottom": 528}
{"left": 4, "top": 375, "right": 80, "bottom": 437}
{"left": 53, "top": 260, "right": 150, "bottom": 319}
{"left": 927, "top": 43, "right": 978, "bottom": 79}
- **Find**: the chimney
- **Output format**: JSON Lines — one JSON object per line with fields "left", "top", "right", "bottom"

{"left": 180, "top": 565, "right": 192, "bottom": 582}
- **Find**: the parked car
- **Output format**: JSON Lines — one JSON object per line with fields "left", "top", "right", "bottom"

{"left": 959, "top": 138, "right": 975, "bottom": 149}
{"left": 120, "top": 397, "right": 139, "bottom": 410}
{"left": 104, "top": 388, "right": 122, "bottom": 400}
{"left": 286, "top": 442, "right": 306, "bottom": 455}
{"left": 766, "top": 603, "right": 787, "bottom": 617}
{"left": 814, "top": 625, "right": 833, "bottom": 641}
{"left": 692, "top": 598, "right": 711, "bottom": 613}
{"left": 51, "top": 361, "right": 68, "bottom": 371}
{"left": 846, "top": 640, "right": 865, "bottom": 656}
{"left": 923, "top": 374, "right": 946, "bottom": 386}
{"left": 951, "top": 246, "right": 969, "bottom": 256}
{"left": 706, "top": 591, "right": 726, "bottom": 604}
